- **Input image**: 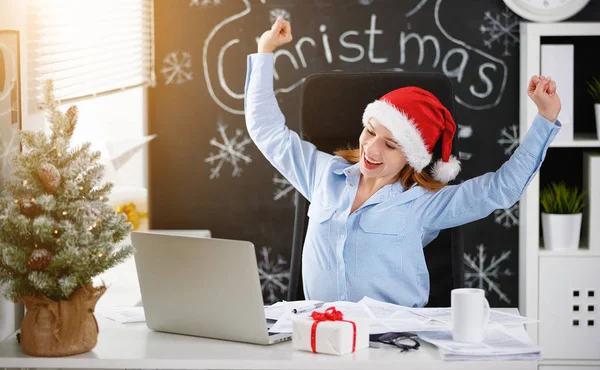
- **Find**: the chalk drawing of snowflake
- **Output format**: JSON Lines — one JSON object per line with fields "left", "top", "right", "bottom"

{"left": 205, "top": 122, "right": 252, "bottom": 179}
{"left": 480, "top": 8, "right": 519, "bottom": 56}
{"left": 464, "top": 244, "right": 513, "bottom": 304}
{"left": 160, "top": 51, "right": 193, "bottom": 85}
{"left": 273, "top": 173, "right": 296, "bottom": 204}
{"left": 359, "top": 0, "right": 375, "bottom": 5}
{"left": 257, "top": 247, "right": 290, "bottom": 304}
{"left": 0, "top": 81, "right": 18, "bottom": 118}
{"left": 494, "top": 203, "right": 519, "bottom": 229}
{"left": 0, "top": 126, "right": 20, "bottom": 174}
{"left": 269, "top": 9, "right": 290, "bottom": 24}
{"left": 189, "top": 0, "right": 221, "bottom": 6}
{"left": 0, "top": 98, "right": 18, "bottom": 119}
{"left": 498, "top": 124, "right": 519, "bottom": 156}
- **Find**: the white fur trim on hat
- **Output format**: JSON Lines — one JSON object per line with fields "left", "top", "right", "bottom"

{"left": 362, "top": 99, "right": 431, "bottom": 171}
{"left": 431, "top": 155, "right": 461, "bottom": 183}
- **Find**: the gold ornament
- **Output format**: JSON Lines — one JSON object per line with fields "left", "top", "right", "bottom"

{"left": 28, "top": 248, "right": 52, "bottom": 271}
{"left": 38, "top": 163, "right": 62, "bottom": 193}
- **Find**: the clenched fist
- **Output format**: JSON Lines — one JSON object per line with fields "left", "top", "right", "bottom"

{"left": 527, "top": 75, "right": 561, "bottom": 123}
{"left": 258, "top": 17, "right": 293, "bottom": 54}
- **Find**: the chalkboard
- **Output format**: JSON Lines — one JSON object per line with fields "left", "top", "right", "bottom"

{"left": 149, "top": 0, "right": 600, "bottom": 306}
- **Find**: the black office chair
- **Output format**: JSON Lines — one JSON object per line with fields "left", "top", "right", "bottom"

{"left": 287, "top": 71, "right": 465, "bottom": 307}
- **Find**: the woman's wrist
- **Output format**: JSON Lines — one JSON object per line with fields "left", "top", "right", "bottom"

{"left": 258, "top": 45, "right": 275, "bottom": 53}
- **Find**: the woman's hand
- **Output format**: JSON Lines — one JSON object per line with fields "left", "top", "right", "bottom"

{"left": 527, "top": 75, "right": 561, "bottom": 123}
{"left": 257, "top": 17, "right": 293, "bottom": 54}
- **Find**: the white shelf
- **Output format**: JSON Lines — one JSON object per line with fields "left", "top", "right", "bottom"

{"left": 550, "top": 133, "right": 600, "bottom": 148}
{"left": 538, "top": 248, "right": 600, "bottom": 257}
{"left": 518, "top": 21, "right": 600, "bottom": 361}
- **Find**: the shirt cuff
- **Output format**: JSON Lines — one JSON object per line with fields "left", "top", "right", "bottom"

{"left": 244, "top": 53, "right": 274, "bottom": 95}
{"left": 520, "top": 113, "right": 561, "bottom": 156}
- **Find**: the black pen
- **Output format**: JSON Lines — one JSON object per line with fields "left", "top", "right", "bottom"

{"left": 292, "top": 302, "right": 324, "bottom": 314}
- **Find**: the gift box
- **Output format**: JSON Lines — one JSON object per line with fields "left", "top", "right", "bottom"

{"left": 292, "top": 307, "right": 369, "bottom": 355}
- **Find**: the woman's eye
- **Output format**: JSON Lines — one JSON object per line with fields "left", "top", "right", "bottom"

{"left": 367, "top": 130, "right": 375, "bottom": 136}
{"left": 386, "top": 143, "right": 396, "bottom": 149}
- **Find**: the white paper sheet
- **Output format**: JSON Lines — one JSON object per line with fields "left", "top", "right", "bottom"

{"left": 263, "top": 300, "right": 323, "bottom": 320}
{"left": 95, "top": 306, "right": 146, "bottom": 323}
{"left": 269, "top": 299, "right": 446, "bottom": 334}
{"left": 416, "top": 323, "right": 541, "bottom": 361}
{"left": 407, "top": 306, "right": 538, "bottom": 326}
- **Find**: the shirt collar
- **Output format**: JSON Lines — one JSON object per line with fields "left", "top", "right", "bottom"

{"left": 334, "top": 162, "right": 408, "bottom": 201}
{"left": 333, "top": 161, "right": 360, "bottom": 176}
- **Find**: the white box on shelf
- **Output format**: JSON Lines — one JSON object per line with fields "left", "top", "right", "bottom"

{"left": 583, "top": 152, "right": 600, "bottom": 252}
{"left": 539, "top": 256, "right": 600, "bottom": 360}
{"left": 541, "top": 44, "right": 574, "bottom": 142}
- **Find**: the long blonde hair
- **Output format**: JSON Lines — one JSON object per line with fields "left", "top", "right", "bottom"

{"left": 333, "top": 147, "right": 447, "bottom": 193}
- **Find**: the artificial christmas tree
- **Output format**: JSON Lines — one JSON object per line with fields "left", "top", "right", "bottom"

{"left": 0, "top": 80, "right": 133, "bottom": 357}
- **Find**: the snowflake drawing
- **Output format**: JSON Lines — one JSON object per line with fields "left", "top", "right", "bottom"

{"left": 273, "top": 173, "right": 296, "bottom": 204}
{"left": 498, "top": 124, "right": 519, "bottom": 156}
{"left": 257, "top": 247, "right": 290, "bottom": 304}
{"left": 205, "top": 122, "right": 252, "bottom": 179}
{"left": 480, "top": 8, "right": 519, "bottom": 57}
{"left": 494, "top": 203, "right": 519, "bottom": 228}
{"left": 464, "top": 244, "right": 513, "bottom": 304}
{"left": 0, "top": 126, "right": 20, "bottom": 173}
{"left": 358, "top": 0, "right": 375, "bottom": 5}
{"left": 189, "top": 0, "right": 221, "bottom": 7}
{"left": 269, "top": 9, "right": 291, "bottom": 24}
{"left": 0, "top": 81, "right": 18, "bottom": 118}
{"left": 0, "top": 98, "right": 18, "bottom": 119}
{"left": 160, "top": 51, "right": 193, "bottom": 85}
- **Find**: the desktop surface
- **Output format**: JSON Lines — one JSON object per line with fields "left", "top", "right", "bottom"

{"left": 0, "top": 308, "right": 535, "bottom": 370}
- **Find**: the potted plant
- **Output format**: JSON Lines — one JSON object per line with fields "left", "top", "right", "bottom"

{"left": 586, "top": 76, "right": 600, "bottom": 139}
{"left": 0, "top": 81, "right": 133, "bottom": 357}
{"left": 540, "top": 182, "right": 585, "bottom": 250}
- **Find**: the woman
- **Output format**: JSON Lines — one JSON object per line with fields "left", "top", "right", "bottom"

{"left": 245, "top": 18, "right": 561, "bottom": 307}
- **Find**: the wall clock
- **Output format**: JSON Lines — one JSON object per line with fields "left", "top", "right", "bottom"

{"left": 503, "top": 0, "right": 590, "bottom": 22}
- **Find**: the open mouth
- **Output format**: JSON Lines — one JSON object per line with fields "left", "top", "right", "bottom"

{"left": 363, "top": 152, "right": 383, "bottom": 169}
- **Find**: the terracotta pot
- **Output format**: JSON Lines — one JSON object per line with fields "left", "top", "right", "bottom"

{"left": 19, "top": 284, "right": 106, "bottom": 357}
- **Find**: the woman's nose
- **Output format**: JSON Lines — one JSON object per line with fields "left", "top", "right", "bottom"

{"left": 368, "top": 137, "right": 385, "bottom": 152}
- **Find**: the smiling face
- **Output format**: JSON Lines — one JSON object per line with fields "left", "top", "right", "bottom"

{"left": 358, "top": 118, "right": 408, "bottom": 183}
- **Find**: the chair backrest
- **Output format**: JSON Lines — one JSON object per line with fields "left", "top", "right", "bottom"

{"left": 288, "top": 71, "right": 464, "bottom": 307}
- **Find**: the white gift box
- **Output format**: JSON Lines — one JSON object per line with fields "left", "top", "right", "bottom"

{"left": 292, "top": 315, "right": 369, "bottom": 356}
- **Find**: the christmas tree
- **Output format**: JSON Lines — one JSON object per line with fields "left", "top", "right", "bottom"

{"left": 0, "top": 80, "right": 133, "bottom": 302}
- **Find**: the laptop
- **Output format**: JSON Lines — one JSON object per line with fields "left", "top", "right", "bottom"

{"left": 130, "top": 231, "right": 292, "bottom": 345}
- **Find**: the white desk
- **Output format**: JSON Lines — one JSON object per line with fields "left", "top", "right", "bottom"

{"left": 0, "top": 308, "right": 536, "bottom": 370}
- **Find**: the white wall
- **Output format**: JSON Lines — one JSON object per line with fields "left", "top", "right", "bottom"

{"left": 0, "top": 0, "right": 26, "bottom": 341}
{"left": 68, "top": 87, "right": 148, "bottom": 189}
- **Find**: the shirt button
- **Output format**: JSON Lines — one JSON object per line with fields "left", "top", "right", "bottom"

{"left": 341, "top": 295, "right": 345, "bottom": 300}
{"left": 339, "top": 234, "right": 344, "bottom": 240}
{"left": 340, "top": 264, "right": 344, "bottom": 270}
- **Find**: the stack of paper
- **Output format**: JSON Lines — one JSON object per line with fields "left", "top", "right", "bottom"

{"left": 416, "top": 323, "right": 541, "bottom": 361}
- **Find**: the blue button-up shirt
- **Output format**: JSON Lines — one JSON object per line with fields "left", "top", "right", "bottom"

{"left": 244, "top": 53, "right": 560, "bottom": 307}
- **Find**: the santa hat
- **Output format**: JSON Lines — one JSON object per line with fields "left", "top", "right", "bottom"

{"left": 362, "top": 86, "right": 461, "bottom": 183}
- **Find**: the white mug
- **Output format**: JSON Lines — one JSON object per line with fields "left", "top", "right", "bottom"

{"left": 451, "top": 288, "right": 490, "bottom": 343}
